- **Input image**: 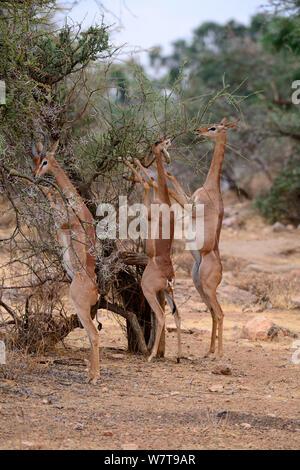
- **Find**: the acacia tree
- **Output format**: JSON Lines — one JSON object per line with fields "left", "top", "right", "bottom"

{"left": 0, "top": 0, "right": 236, "bottom": 356}
{"left": 0, "top": 0, "right": 192, "bottom": 354}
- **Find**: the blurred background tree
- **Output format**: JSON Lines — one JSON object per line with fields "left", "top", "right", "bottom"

{"left": 148, "top": 1, "right": 300, "bottom": 218}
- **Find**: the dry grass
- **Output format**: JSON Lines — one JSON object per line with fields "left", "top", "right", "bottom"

{"left": 228, "top": 270, "right": 300, "bottom": 309}
{"left": 0, "top": 349, "right": 49, "bottom": 381}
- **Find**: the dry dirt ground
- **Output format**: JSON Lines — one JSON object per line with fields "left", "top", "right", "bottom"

{"left": 0, "top": 200, "right": 300, "bottom": 450}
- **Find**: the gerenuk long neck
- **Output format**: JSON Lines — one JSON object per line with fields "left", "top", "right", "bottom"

{"left": 204, "top": 132, "right": 227, "bottom": 191}
{"left": 155, "top": 151, "right": 171, "bottom": 205}
{"left": 50, "top": 162, "right": 81, "bottom": 202}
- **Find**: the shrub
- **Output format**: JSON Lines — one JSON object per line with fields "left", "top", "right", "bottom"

{"left": 254, "top": 157, "right": 300, "bottom": 225}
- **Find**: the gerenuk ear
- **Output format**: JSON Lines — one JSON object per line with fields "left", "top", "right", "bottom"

{"left": 36, "top": 142, "right": 43, "bottom": 155}
{"left": 226, "top": 119, "right": 240, "bottom": 129}
{"left": 31, "top": 136, "right": 41, "bottom": 162}
{"left": 50, "top": 139, "right": 60, "bottom": 155}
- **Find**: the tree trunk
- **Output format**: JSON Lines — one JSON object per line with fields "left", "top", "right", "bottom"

{"left": 118, "top": 252, "right": 165, "bottom": 357}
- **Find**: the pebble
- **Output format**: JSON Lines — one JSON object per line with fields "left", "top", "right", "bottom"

{"left": 121, "top": 443, "right": 139, "bottom": 450}
{"left": 74, "top": 423, "right": 84, "bottom": 431}
{"left": 240, "top": 423, "right": 252, "bottom": 429}
{"left": 209, "top": 385, "right": 224, "bottom": 393}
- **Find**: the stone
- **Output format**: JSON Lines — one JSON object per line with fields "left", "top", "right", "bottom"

{"left": 74, "top": 423, "right": 84, "bottom": 431}
{"left": 190, "top": 328, "right": 211, "bottom": 337}
{"left": 241, "top": 317, "right": 298, "bottom": 341}
{"left": 289, "top": 297, "right": 300, "bottom": 309}
{"left": 110, "top": 354, "right": 125, "bottom": 359}
{"left": 212, "top": 365, "right": 232, "bottom": 376}
{"left": 103, "top": 430, "right": 114, "bottom": 437}
{"left": 42, "top": 398, "right": 51, "bottom": 405}
{"left": 269, "top": 222, "right": 288, "bottom": 233}
{"left": 121, "top": 443, "right": 139, "bottom": 450}
{"left": 241, "top": 317, "right": 274, "bottom": 340}
{"left": 240, "top": 423, "right": 252, "bottom": 429}
{"left": 166, "top": 324, "right": 191, "bottom": 334}
{"left": 21, "top": 441, "right": 43, "bottom": 450}
{"left": 223, "top": 215, "right": 244, "bottom": 230}
{"left": 209, "top": 384, "right": 224, "bottom": 393}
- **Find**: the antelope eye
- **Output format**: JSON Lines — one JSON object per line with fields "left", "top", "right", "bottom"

{"left": 209, "top": 127, "right": 217, "bottom": 131}
{"left": 42, "top": 160, "right": 48, "bottom": 167}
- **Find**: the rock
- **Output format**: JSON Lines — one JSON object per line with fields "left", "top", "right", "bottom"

{"left": 212, "top": 365, "right": 232, "bottom": 376}
{"left": 198, "top": 305, "right": 209, "bottom": 312}
{"left": 166, "top": 324, "right": 191, "bottom": 334}
{"left": 289, "top": 297, "right": 300, "bottom": 309}
{"left": 110, "top": 354, "right": 125, "bottom": 359}
{"left": 190, "top": 328, "right": 211, "bottom": 337}
{"left": 74, "top": 423, "right": 84, "bottom": 431}
{"left": 287, "top": 224, "right": 294, "bottom": 231}
{"left": 269, "top": 325, "right": 298, "bottom": 339}
{"left": 241, "top": 317, "right": 274, "bottom": 340}
{"left": 241, "top": 317, "right": 298, "bottom": 341}
{"left": 121, "top": 443, "right": 139, "bottom": 450}
{"left": 240, "top": 423, "right": 252, "bottom": 429}
{"left": 42, "top": 398, "right": 52, "bottom": 405}
{"left": 21, "top": 441, "right": 43, "bottom": 450}
{"left": 269, "top": 222, "right": 288, "bottom": 233}
{"left": 223, "top": 215, "right": 244, "bottom": 230}
{"left": 209, "top": 385, "right": 224, "bottom": 393}
{"left": 103, "top": 430, "right": 114, "bottom": 437}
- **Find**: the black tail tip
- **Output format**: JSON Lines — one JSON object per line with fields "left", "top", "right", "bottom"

{"left": 177, "top": 357, "right": 180, "bottom": 364}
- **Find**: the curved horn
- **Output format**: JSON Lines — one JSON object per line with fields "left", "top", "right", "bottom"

{"left": 31, "top": 134, "right": 39, "bottom": 160}
{"left": 36, "top": 131, "right": 47, "bottom": 158}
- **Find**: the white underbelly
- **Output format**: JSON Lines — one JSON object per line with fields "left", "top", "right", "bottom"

{"left": 60, "top": 234, "right": 75, "bottom": 279}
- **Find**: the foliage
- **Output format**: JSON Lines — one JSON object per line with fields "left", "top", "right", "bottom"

{"left": 0, "top": 0, "right": 110, "bottom": 158}
{"left": 254, "top": 157, "right": 300, "bottom": 225}
{"left": 148, "top": 6, "right": 300, "bottom": 200}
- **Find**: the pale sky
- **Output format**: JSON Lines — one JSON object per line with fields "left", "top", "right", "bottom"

{"left": 60, "top": 0, "right": 266, "bottom": 66}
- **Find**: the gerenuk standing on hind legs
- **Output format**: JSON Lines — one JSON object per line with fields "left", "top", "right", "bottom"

{"left": 160, "top": 118, "right": 239, "bottom": 359}
{"left": 124, "top": 139, "right": 182, "bottom": 363}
